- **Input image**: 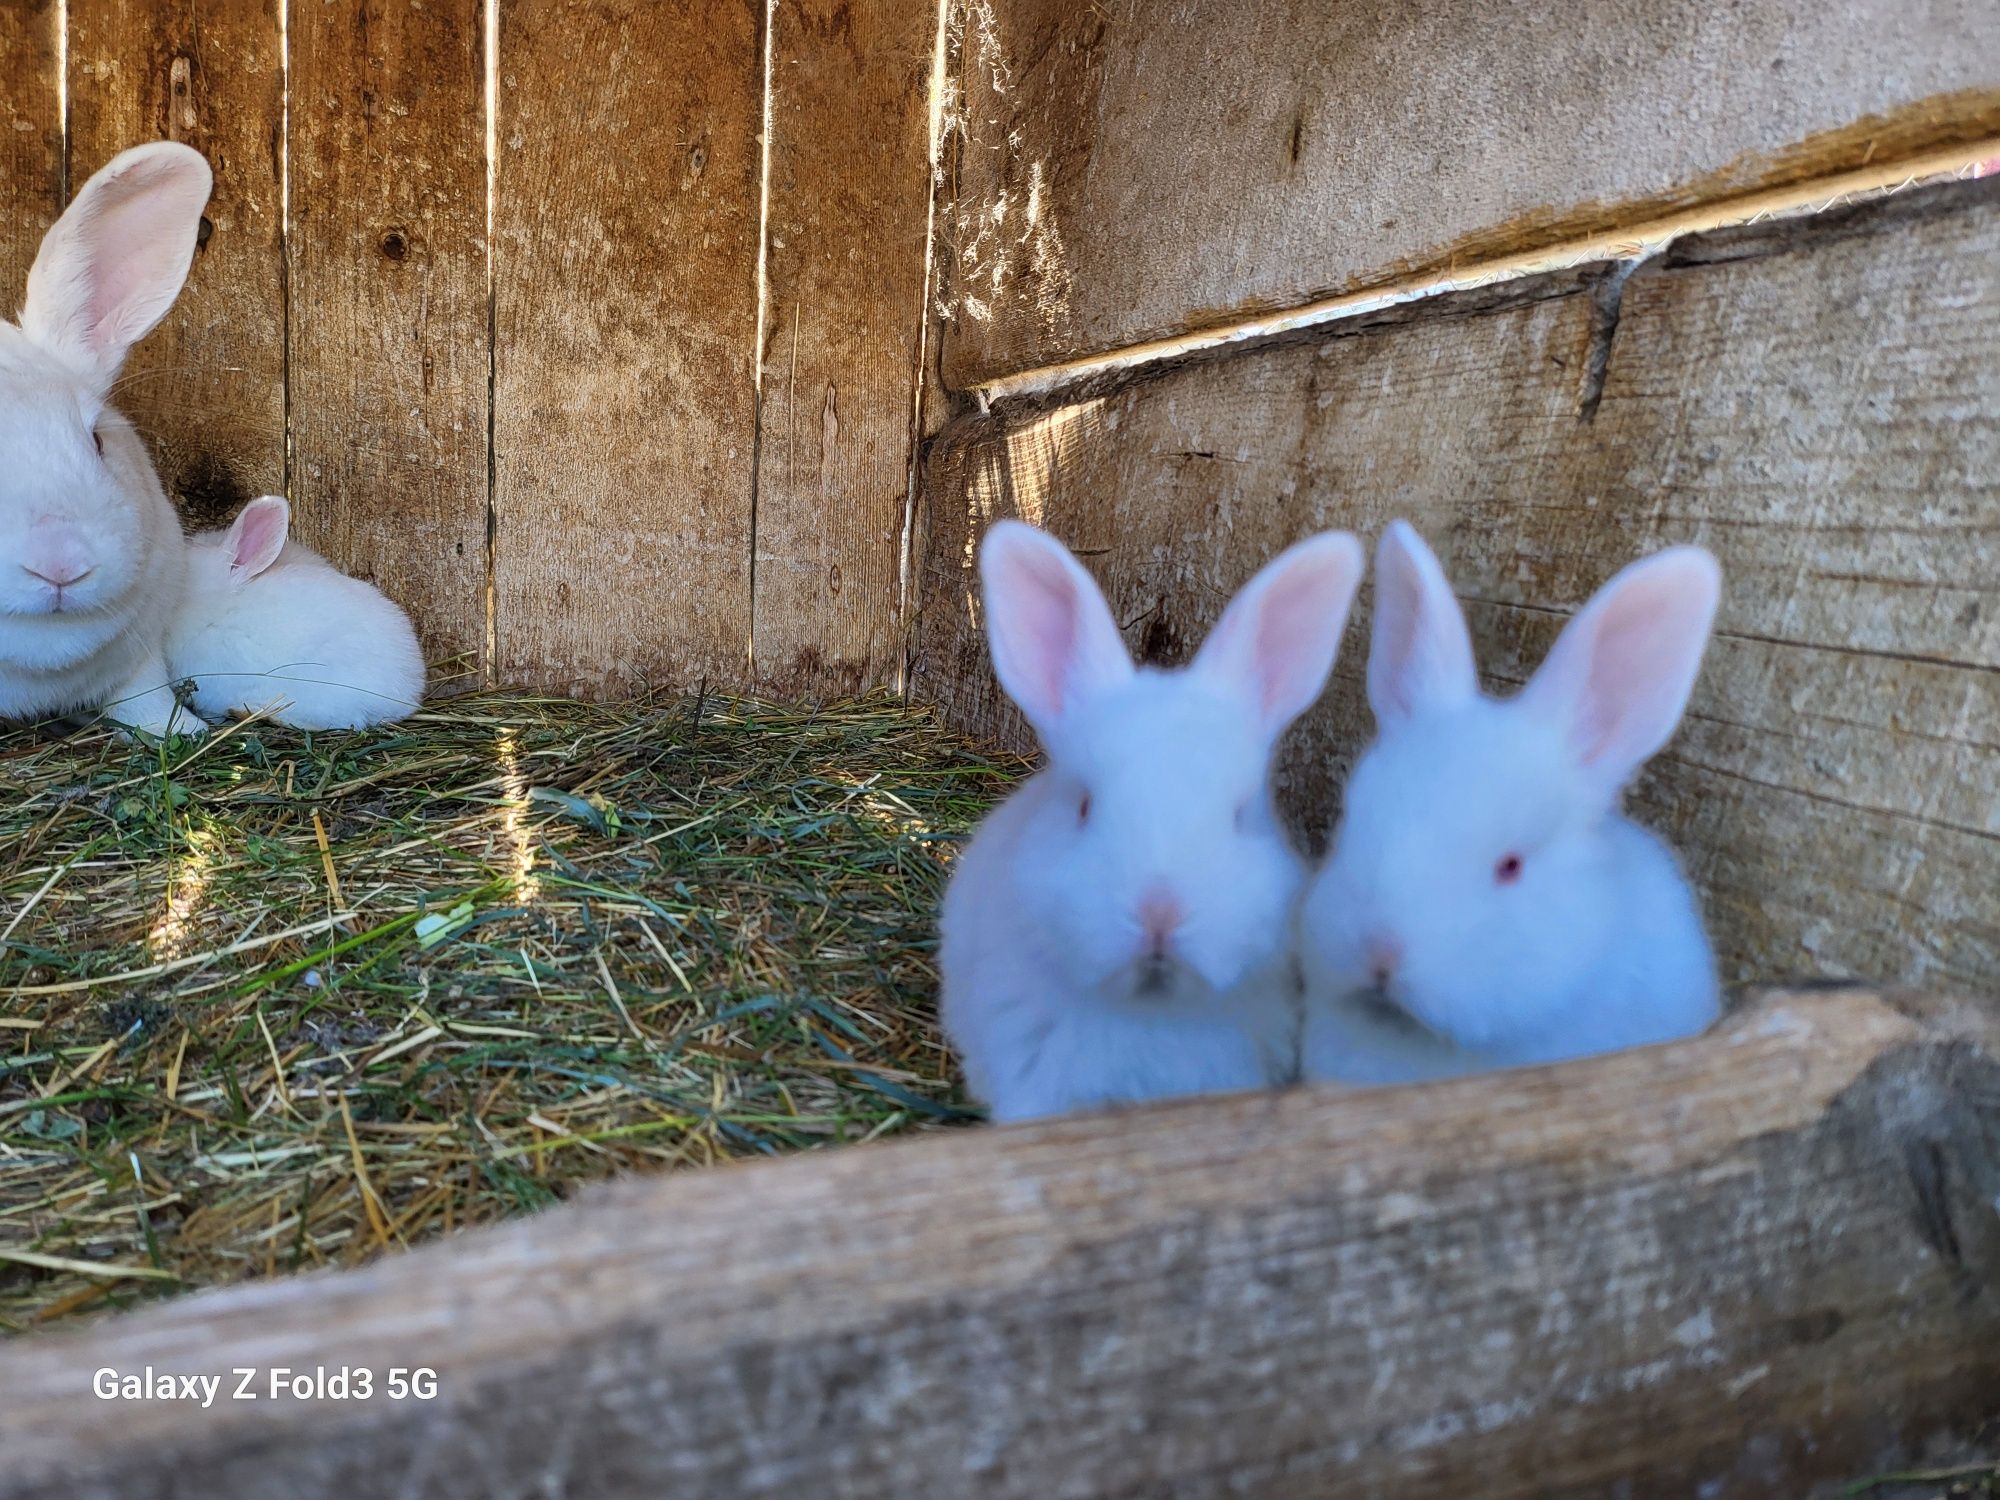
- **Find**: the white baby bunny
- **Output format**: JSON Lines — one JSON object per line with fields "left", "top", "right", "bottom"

{"left": 1298, "top": 520, "right": 1723, "bottom": 1085}
{"left": 0, "top": 142, "right": 213, "bottom": 737}
{"left": 939, "top": 519, "right": 1366, "bottom": 1123}
{"left": 169, "top": 496, "right": 424, "bottom": 729}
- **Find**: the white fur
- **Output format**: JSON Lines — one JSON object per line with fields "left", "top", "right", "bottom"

{"left": 1298, "top": 520, "right": 1723, "bottom": 1085}
{"left": 170, "top": 497, "right": 425, "bottom": 729}
{"left": 0, "top": 142, "right": 212, "bottom": 736}
{"left": 940, "top": 520, "right": 1365, "bottom": 1123}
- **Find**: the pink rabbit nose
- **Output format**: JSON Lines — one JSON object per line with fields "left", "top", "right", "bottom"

{"left": 1138, "top": 888, "right": 1186, "bottom": 956}
{"left": 23, "top": 520, "right": 93, "bottom": 589}
{"left": 1363, "top": 930, "right": 1404, "bottom": 986}
{"left": 22, "top": 559, "right": 93, "bottom": 587}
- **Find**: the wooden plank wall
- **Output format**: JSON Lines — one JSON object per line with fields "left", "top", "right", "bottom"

{"left": 939, "top": 0, "right": 2000, "bottom": 387}
{"left": 288, "top": 0, "right": 491, "bottom": 681}
{"left": 3, "top": 986, "right": 1998, "bottom": 1498}
{"left": 0, "top": 1, "right": 62, "bottom": 304}
{"left": 913, "top": 179, "right": 2000, "bottom": 996}
{"left": 490, "top": 0, "right": 764, "bottom": 698}
{"left": 753, "top": 0, "right": 937, "bottom": 695}
{"left": 1, "top": 1, "right": 941, "bottom": 697}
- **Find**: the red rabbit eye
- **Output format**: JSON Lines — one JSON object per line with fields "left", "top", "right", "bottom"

{"left": 1495, "top": 853, "right": 1524, "bottom": 885}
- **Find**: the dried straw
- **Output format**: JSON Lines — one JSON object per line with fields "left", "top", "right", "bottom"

{"left": 0, "top": 692, "right": 1024, "bottom": 1331}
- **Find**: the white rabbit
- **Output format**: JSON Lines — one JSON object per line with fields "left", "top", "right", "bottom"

{"left": 1298, "top": 520, "right": 1722, "bottom": 1085}
{"left": 939, "top": 519, "right": 1366, "bottom": 1123}
{"left": 170, "top": 496, "right": 425, "bottom": 729}
{"left": 0, "top": 142, "right": 213, "bottom": 737}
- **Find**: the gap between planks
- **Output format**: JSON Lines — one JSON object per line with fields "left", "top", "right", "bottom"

{"left": 967, "top": 136, "right": 2000, "bottom": 408}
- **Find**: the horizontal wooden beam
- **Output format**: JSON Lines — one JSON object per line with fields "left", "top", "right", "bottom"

{"left": 1, "top": 986, "right": 1997, "bottom": 1497}
{"left": 939, "top": 0, "right": 1999, "bottom": 388}
{"left": 913, "top": 176, "right": 2000, "bottom": 996}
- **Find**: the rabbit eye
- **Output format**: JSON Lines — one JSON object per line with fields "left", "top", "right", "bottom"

{"left": 92, "top": 429, "right": 105, "bottom": 457}
{"left": 1495, "top": 853, "right": 1524, "bottom": 885}
{"left": 1076, "top": 792, "right": 1091, "bottom": 827}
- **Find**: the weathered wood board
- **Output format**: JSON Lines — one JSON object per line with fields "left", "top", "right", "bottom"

{"left": 490, "top": 0, "right": 763, "bottom": 696}
{"left": 0, "top": 0, "right": 62, "bottom": 306}
{"left": 66, "top": 0, "right": 287, "bottom": 525}
{"left": 752, "top": 0, "right": 938, "bottom": 695}
{"left": 940, "top": 0, "right": 2000, "bottom": 386}
{"left": 915, "top": 178, "right": 2000, "bottom": 993}
{"left": 0, "top": 987, "right": 1995, "bottom": 1498}
{"left": 287, "top": 0, "right": 492, "bottom": 680}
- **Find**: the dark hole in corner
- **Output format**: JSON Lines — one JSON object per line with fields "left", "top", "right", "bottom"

{"left": 175, "top": 456, "right": 250, "bottom": 530}
{"left": 1136, "top": 606, "right": 1183, "bottom": 666}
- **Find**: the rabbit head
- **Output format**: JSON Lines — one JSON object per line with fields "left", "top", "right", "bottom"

{"left": 980, "top": 519, "right": 1363, "bottom": 1010}
{"left": 0, "top": 143, "right": 210, "bottom": 638}
{"left": 1300, "top": 520, "right": 1720, "bottom": 1049}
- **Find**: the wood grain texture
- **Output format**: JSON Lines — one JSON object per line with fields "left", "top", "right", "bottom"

{"left": 0, "top": 987, "right": 1996, "bottom": 1498}
{"left": 751, "top": 0, "right": 937, "bottom": 696}
{"left": 491, "top": 0, "right": 761, "bottom": 697}
{"left": 287, "top": 0, "right": 492, "bottom": 681}
{"left": 939, "top": 0, "right": 2000, "bottom": 387}
{"left": 66, "top": 0, "right": 287, "bottom": 527}
{"left": 0, "top": 0, "right": 62, "bottom": 304}
{"left": 914, "top": 179, "right": 2000, "bottom": 993}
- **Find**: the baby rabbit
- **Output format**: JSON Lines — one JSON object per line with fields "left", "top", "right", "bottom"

{"left": 940, "top": 520, "right": 1365, "bottom": 1123}
{"left": 170, "top": 496, "right": 424, "bottom": 729}
{"left": 0, "top": 142, "right": 213, "bottom": 737}
{"left": 1298, "top": 521, "right": 1722, "bottom": 1085}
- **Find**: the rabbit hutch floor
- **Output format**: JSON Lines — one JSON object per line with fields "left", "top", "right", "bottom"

{"left": 0, "top": 693, "right": 1023, "bottom": 1332}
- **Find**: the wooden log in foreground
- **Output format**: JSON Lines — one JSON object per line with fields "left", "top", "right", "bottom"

{"left": 2, "top": 988, "right": 1997, "bottom": 1498}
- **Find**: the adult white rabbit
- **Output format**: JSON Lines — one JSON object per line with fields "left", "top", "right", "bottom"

{"left": 940, "top": 519, "right": 1365, "bottom": 1123}
{"left": 1298, "top": 520, "right": 1722, "bottom": 1085}
{"left": 171, "top": 496, "right": 424, "bottom": 729}
{"left": 0, "top": 143, "right": 212, "bottom": 736}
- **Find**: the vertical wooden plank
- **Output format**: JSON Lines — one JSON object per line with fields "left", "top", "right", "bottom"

{"left": 492, "top": 0, "right": 761, "bottom": 698}
{"left": 0, "top": 0, "right": 63, "bottom": 302}
{"left": 66, "top": 0, "right": 287, "bottom": 527}
{"left": 287, "top": 1, "right": 491, "bottom": 686}
{"left": 751, "top": 0, "right": 937, "bottom": 695}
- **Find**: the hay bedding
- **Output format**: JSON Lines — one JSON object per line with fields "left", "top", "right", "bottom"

{"left": 0, "top": 693, "right": 1023, "bottom": 1332}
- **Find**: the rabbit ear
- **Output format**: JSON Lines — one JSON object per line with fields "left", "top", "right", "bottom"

{"left": 1367, "top": 520, "right": 1477, "bottom": 728}
{"left": 979, "top": 520, "right": 1133, "bottom": 741}
{"left": 1191, "top": 530, "right": 1364, "bottom": 740}
{"left": 20, "top": 142, "right": 212, "bottom": 385}
{"left": 1522, "top": 546, "right": 1721, "bottom": 789}
{"left": 226, "top": 497, "right": 290, "bottom": 580}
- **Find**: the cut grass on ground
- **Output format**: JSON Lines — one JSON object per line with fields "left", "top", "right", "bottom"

{"left": 0, "top": 692, "right": 1024, "bottom": 1332}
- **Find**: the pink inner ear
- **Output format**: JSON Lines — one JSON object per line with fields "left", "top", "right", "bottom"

{"left": 996, "top": 544, "right": 1083, "bottom": 719}
{"left": 1370, "top": 573, "right": 1424, "bottom": 719}
{"left": 230, "top": 500, "right": 289, "bottom": 579}
{"left": 1557, "top": 553, "right": 1720, "bottom": 777}
{"left": 1251, "top": 549, "right": 1355, "bottom": 723}
{"left": 26, "top": 149, "right": 210, "bottom": 368}
{"left": 1367, "top": 527, "right": 1474, "bottom": 725}
{"left": 1573, "top": 579, "right": 1686, "bottom": 764}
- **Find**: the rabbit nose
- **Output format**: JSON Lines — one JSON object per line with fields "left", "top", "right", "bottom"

{"left": 1138, "top": 887, "right": 1185, "bottom": 955}
{"left": 22, "top": 560, "right": 94, "bottom": 587}
{"left": 1363, "top": 930, "right": 1404, "bottom": 986}
{"left": 24, "top": 520, "right": 93, "bottom": 588}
